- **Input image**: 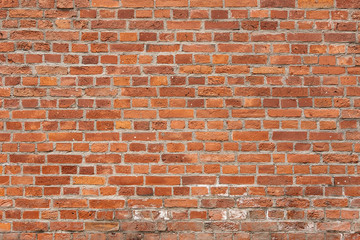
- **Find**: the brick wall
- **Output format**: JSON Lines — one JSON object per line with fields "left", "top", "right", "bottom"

{"left": 1, "top": 0, "right": 360, "bottom": 239}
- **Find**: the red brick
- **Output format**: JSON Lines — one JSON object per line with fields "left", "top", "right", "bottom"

{"left": 299, "top": 0, "right": 334, "bottom": 8}
{"left": 233, "top": 131, "right": 269, "bottom": 141}
{"left": 297, "top": 176, "right": 332, "bottom": 185}
{"left": 323, "top": 154, "right": 358, "bottom": 163}
{"left": 288, "top": 154, "right": 320, "bottom": 163}
{"left": 57, "top": 0, "right": 73, "bottom": 8}
{"left": 238, "top": 198, "right": 273, "bottom": 207}
{"left": 205, "top": 21, "right": 240, "bottom": 30}
{"left": 190, "top": 0, "right": 222, "bottom": 7}
{"left": 273, "top": 88, "right": 308, "bottom": 97}
{"left": 86, "top": 110, "right": 121, "bottom": 119}
{"left": 46, "top": 31, "right": 79, "bottom": 41}
{"left": 235, "top": 87, "right": 270, "bottom": 96}
{"left": 258, "top": 176, "right": 293, "bottom": 185}
{"left": 121, "top": 222, "right": 156, "bottom": 231}
{"left": 179, "top": 65, "right": 212, "bottom": 74}
{"left": 122, "top": 0, "right": 154, "bottom": 7}
{"left": 288, "top": 33, "right": 322, "bottom": 42}
{"left": 48, "top": 133, "right": 83, "bottom": 141}
{"left": 219, "top": 176, "right": 255, "bottom": 185}
{"left": 337, "top": 0, "right": 360, "bottom": 8}
{"left": 261, "top": 0, "right": 295, "bottom": 7}
{"left": 242, "top": 222, "right": 277, "bottom": 232}
{"left": 91, "top": 20, "right": 126, "bottom": 29}
{"left": 129, "top": 21, "right": 164, "bottom": 30}
{"left": 160, "top": 87, "right": 195, "bottom": 97}
{"left": 73, "top": 176, "right": 105, "bottom": 185}
{"left": 108, "top": 176, "right": 143, "bottom": 185}
{"left": 276, "top": 198, "right": 310, "bottom": 208}
{"left": 198, "top": 87, "right": 232, "bottom": 96}
{"left": 200, "top": 154, "right": 235, "bottom": 162}
{"left": 233, "top": 55, "right": 267, "bottom": 64}
{"left": 165, "top": 199, "right": 198, "bottom": 207}
{"left": 53, "top": 199, "right": 88, "bottom": 208}
{"left": 10, "top": 155, "right": 45, "bottom": 164}
{"left": 324, "top": 33, "right": 356, "bottom": 42}
{"left": 201, "top": 198, "right": 235, "bottom": 208}
{"left": 146, "top": 176, "right": 181, "bottom": 185}
{"left": 197, "top": 109, "right": 229, "bottom": 118}
{"left": 309, "top": 132, "right": 343, "bottom": 140}
{"left": 0, "top": 223, "right": 11, "bottom": 231}
{"left": 13, "top": 133, "right": 45, "bottom": 142}
{"left": 317, "top": 222, "right": 350, "bottom": 231}
{"left": 122, "top": 133, "right": 156, "bottom": 141}
{"left": 156, "top": 0, "right": 188, "bottom": 6}
{"left": 216, "top": 65, "right": 250, "bottom": 74}
{"left": 89, "top": 200, "right": 125, "bottom": 209}
{"left": 85, "top": 222, "right": 119, "bottom": 231}
{"left": 268, "top": 109, "right": 302, "bottom": 118}
{"left": 159, "top": 132, "right": 192, "bottom": 141}
{"left": 47, "top": 155, "right": 82, "bottom": 164}
{"left": 232, "top": 109, "right": 265, "bottom": 118}
{"left": 225, "top": 0, "right": 257, "bottom": 7}
{"left": 272, "top": 131, "right": 307, "bottom": 141}
{"left": 196, "top": 132, "right": 228, "bottom": 141}
{"left": 85, "top": 133, "right": 119, "bottom": 141}
{"left": 218, "top": 44, "right": 252, "bottom": 52}
{"left": 15, "top": 199, "right": 50, "bottom": 208}
{"left": 11, "top": 30, "right": 43, "bottom": 40}
{"left": 85, "top": 154, "right": 122, "bottom": 163}
{"left": 124, "top": 110, "right": 157, "bottom": 119}
{"left": 92, "top": 0, "right": 119, "bottom": 7}
{"left": 70, "top": 66, "right": 103, "bottom": 75}
{"left": 124, "top": 154, "right": 160, "bottom": 163}
{"left": 162, "top": 154, "right": 198, "bottom": 163}
{"left": 0, "top": 42, "right": 14, "bottom": 52}
{"left": 335, "top": 177, "right": 360, "bottom": 185}
{"left": 159, "top": 109, "right": 194, "bottom": 118}
{"left": 168, "top": 21, "right": 201, "bottom": 30}
{"left": 0, "top": 0, "right": 19, "bottom": 7}
{"left": 305, "top": 109, "right": 339, "bottom": 118}
{"left": 13, "top": 222, "right": 48, "bottom": 231}
{"left": 183, "top": 176, "right": 217, "bottom": 185}
{"left": 238, "top": 154, "right": 271, "bottom": 162}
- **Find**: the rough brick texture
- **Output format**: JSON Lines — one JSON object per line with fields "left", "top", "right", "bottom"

{"left": 0, "top": 0, "right": 360, "bottom": 239}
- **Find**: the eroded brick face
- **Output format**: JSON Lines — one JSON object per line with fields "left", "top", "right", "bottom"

{"left": 0, "top": 0, "right": 360, "bottom": 239}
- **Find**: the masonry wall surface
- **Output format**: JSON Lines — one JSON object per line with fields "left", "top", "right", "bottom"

{"left": 1, "top": 0, "right": 360, "bottom": 239}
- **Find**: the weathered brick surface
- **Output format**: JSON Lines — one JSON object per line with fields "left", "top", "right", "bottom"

{"left": 0, "top": 0, "right": 359, "bottom": 239}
